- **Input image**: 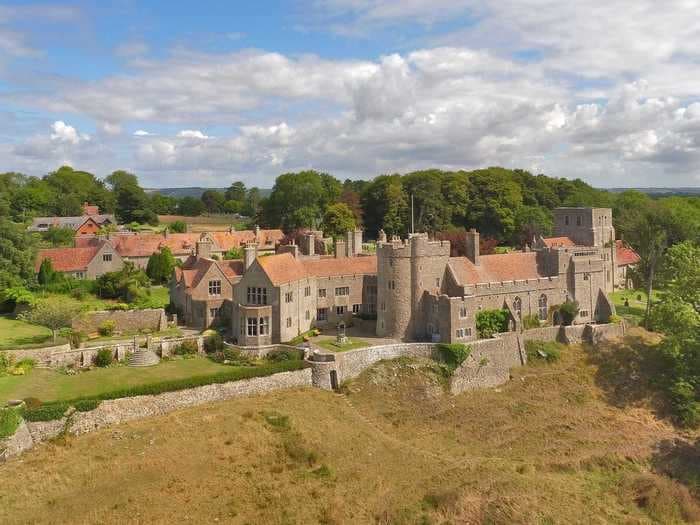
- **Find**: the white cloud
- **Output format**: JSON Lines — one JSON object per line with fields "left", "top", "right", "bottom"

{"left": 133, "top": 130, "right": 152, "bottom": 136}
{"left": 177, "top": 129, "right": 210, "bottom": 140}
{"left": 50, "top": 120, "right": 90, "bottom": 144}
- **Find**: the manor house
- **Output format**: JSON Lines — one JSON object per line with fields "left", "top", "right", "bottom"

{"left": 171, "top": 207, "right": 638, "bottom": 346}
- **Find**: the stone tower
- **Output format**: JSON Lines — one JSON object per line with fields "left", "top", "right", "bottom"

{"left": 553, "top": 207, "right": 615, "bottom": 248}
{"left": 376, "top": 234, "right": 450, "bottom": 341}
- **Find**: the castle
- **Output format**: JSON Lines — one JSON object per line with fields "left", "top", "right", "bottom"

{"left": 170, "top": 207, "right": 639, "bottom": 345}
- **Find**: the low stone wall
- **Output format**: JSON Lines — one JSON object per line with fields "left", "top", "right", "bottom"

{"left": 226, "top": 343, "right": 303, "bottom": 359}
{"left": 3, "top": 368, "right": 312, "bottom": 462}
{"left": 1, "top": 343, "right": 71, "bottom": 366}
{"left": 72, "top": 308, "right": 167, "bottom": 335}
{"left": 450, "top": 333, "right": 524, "bottom": 394}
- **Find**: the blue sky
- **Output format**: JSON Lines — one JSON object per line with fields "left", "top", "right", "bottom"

{"left": 1, "top": 0, "right": 699, "bottom": 188}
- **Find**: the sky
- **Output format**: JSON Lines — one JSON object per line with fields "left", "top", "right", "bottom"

{"left": 0, "top": 0, "right": 699, "bottom": 188}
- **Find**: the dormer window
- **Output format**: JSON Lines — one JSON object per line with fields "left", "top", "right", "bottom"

{"left": 103, "top": 253, "right": 112, "bottom": 262}
{"left": 208, "top": 280, "right": 221, "bottom": 296}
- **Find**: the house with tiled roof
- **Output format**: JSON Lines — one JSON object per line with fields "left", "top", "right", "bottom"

{"left": 35, "top": 241, "right": 123, "bottom": 280}
{"left": 28, "top": 202, "right": 116, "bottom": 235}
{"left": 614, "top": 240, "right": 641, "bottom": 288}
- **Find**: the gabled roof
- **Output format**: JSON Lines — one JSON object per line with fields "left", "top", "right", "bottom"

{"left": 541, "top": 236, "right": 575, "bottom": 248}
{"left": 448, "top": 252, "right": 546, "bottom": 285}
{"left": 302, "top": 255, "right": 377, "bottom": 278}
{"left": 616, "top": 240, "right": 641, "bottom": 266}
{"left": 209, "top": 229, "right": 284, "bottom": 250}
{"left": 35, "top": 246, "right": 101, "bottom": 272}
{"left": 175, "top": 256, "right": 245, "bottom": 288}
{"left": 257, "top": 253, "right": 308, "bottom": 285}
{"left": 29, "top": 214, "right": 115, "bottom": 231}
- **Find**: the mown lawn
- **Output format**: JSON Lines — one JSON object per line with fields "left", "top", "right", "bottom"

{"left": 316, "top": 338, "right": 370, "bottom": 352}
{"left": 611, "top": 289, "right": 657, "bottom": 325}
{"left": 0, "top": 356, "right": 233, "bottom": 403}
{"left": 0, "top": 316, "right": 53, "bottom": 350}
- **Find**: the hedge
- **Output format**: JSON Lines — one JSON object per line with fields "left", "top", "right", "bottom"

{"left": 20, "top": 360, "right": 306, "bottom": 422}
{"left": 0, "top": 408, "right": 22, "bottom": 438}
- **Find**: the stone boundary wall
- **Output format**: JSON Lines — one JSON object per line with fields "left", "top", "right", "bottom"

{"left": 1, "top": 368, "right": 312, "bottom": 462}
{"left": 0, "top": 335, "right": 205, "bottom": 369}
{"left": 72, "top": 308, "right": 167, "bottom": 335}
{"left": 225, "top": 343, "right": 304, "bottom": 359}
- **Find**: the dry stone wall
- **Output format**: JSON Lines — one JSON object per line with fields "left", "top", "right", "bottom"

{"left": 0, "top": 421, "right": 34, "bottom": 461}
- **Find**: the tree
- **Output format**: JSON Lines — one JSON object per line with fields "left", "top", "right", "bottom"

{"left": 37, "top": 258, "right": 57, "bottom": 285}
{"left": 20, "top": 297, "right": 82, "bottom": 343}
{"left": 466, "top": 168, "right": 523, "bottom": 241}
{"left": 225, "top": 181, "right": 246, "bottom": 202}
{"left": 223, "top": 247, "right": 244, "bottom": 260}
{"left": 402, "top": 170, "right": 454, "bottom": 232}
{"left": 178, "top": 196, "right": 205, "bottom": 216}
{"left": 242, "top": 187, "right": 262, "bottom": 217}
{"left": 361, "top": 174, "right": 408, "bottom": 237}
{"left": 658, "top": 241, "right": 699, "bottom": 309}
{"left": 618, "top": 203, "right": 669, "bottom": 327}
{"left": 169, "top": 220, "right": 187, "bottom": 233}
{"left": 0, "top": 218, "right": 35, "bottom": 289}
{"left": 146, "top": 247, "right": 176, "bottom": 284}
{"left": 322, "top": 203, "right": 356, "bottom": 239}
{"left": 513, "top": 205, "right": 553, "bottom": 247}
{"left": 96, "top": 262, "right": 150, "bottom": 302}
{"left": 42, "top": 226, "right": 75, "bottom": 247}
{"left": 106, "top": 170, "right": 156, "bottom": 224}
{"left": 201, "top": 190, "right": 226, "bottom": 213}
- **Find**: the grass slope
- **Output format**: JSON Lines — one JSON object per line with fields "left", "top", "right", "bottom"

{"left": 0, "top": 331, "right": 698, "bottom": 524}
{"left": 0, "top": 316, "right": 53, "bottom": 350}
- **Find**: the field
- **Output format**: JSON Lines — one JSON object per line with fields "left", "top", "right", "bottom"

{"left": 0, "top": 316, "right": 53, "bottom": 350}
{"left": 158, "top": 214, "right": 251, "bottom": 232}
{"left": 0, "top": 329, "right": 698, "bottom": 524}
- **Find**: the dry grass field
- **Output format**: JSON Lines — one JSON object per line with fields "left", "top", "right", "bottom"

{"left": 0, "top": 330, "right": 698, "bottom": 524}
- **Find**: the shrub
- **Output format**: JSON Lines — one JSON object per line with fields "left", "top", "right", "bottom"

{"left": 173, "top": 339, "right": 199, "bottom": 355}
{"left": 98, "top": 320, "right": 117, "bottom": 337}
{"left": 14, "top": 358, "right": 35, "bottom": 374}
{"left": 203, "top": 333, "right": 224, "bottom": 353}
{"left": 23, "top": 397, "right": 42, "bottom": 410}
{"left": 437, "top": 343, "right": 471, "bottom": 372}
{"left": 0, "top": 408, "right": 22, "bottom": 438}
{"left": 607, "top": 313, "right": 622, "bottom": 324}
{"left": 0, "top": 352, "right": 11, "bottom": 375}
{"left": 669, "top": 381, "right": 700, "bottom": 427}
{"left": 209, "top": 347, "right": 252, "bottom": 366}
{"left": 557, "top": 300, "right": 580, "bottom": 326}
{"left": 94, "top": 348, "right": 114, "bottom": 367}
{"left": 476, "top": 309, "right": 509, "bottom": 338}
{"left": 267, "top": 348, "right": 304, "bottom": 362}
{"left": 525, "top": 340, "right": 563, "bottom": 363}
{"left": 21, "top": 402, "right": 70, "bottom": 422}
{"left": 522, "top": 314, "right": 541, "bottom": 330}
{"left": 73, "top": 399, "right": 101, "bottom": 412}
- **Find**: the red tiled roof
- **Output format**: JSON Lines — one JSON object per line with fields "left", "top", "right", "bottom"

{"left": 35, "top": 246, "right": 100, "bottom": 272}
{"left": 258, "top": 253, "right": 308, "bottom": 285}
{"left": 449, "top": 252, "right": 545, "bottom": 285}
{"left": 175, "top": 256, "right": 245, "bottom": 288}
{"left": 542, "top": 236, "right": 575, "bottom": 248}
{"left": 616, "top": 240, "right": 641, "bottom": 266}
{"left": 302, "top": 255, "right": 377, "bottom": 278}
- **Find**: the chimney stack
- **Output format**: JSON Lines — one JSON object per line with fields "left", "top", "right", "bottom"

{"left": 244, "top": 242, "right": 257, "bottom": 270}
{"left": 346, "top": 230, "right": 354, "bottom": 257}
{"left": 465, "top": 228, "right": 480, "bottom": 265}
{"left": 378, "top": 229, "right": 387, "bottom": 243}
{"left": 196, "top": 238, "right": 212, "bottom": 259}
{"left": 335, "top": 239, "right": 347, "bottom": 259}
{"left": 303, "top": 233, "right": 315, "bottom": 256}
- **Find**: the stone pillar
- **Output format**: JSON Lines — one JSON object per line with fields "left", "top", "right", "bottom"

{"left": 466, "top": 228, "right": 480, "bottom": 265}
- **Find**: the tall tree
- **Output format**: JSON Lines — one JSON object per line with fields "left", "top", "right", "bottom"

{"left": 323, "top": 203, "right": 356, "bottom": 239}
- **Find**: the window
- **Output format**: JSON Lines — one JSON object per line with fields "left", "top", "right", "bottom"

{"left": 240, "top": 317, "right": 245, "bottom": 335}
{"left": 388, "top": 280, "right": 395, "bottom": 290}
{"left": 103, "top": 253, "right": 112, "bottom": 262}
{"left": 579, "top": 310, "right": 589, "bottom": 317}
{"left": 285, "top": 291, "right": 293, "bottom": 303}
{"left": 246, "top": 287, "right": 267, "bottom": 305}
{"left": 459, "top": 306, "right": 467, "bottom": 318}
{"left": 381, "top": 302, "right": 386, "bottom": 311}
{"left": 538, "top": 294, "right": 548, "bottom": 321}
{"left": 352, "top": 304, "right": 360, "bottom": 314}
{"left": 286, "top": 317, "right": 292, "bottom": 328}
{"left": 247, "top": 317, "right": 258, "bottom": 336}
{"left": 583, "top": 273, "right": 590, "bottom": 281}
{"left": 208, "top": 280, "right": 222, "bottom": 296}
{"left": 513, "top": 296, "right": 522, "bottom": 319}
{"left": 318, "top": 288, "right": 326, "bottom": 298}
{"left": 367, "top": 303, "right": 376, "bottom": 314}
{"left": 565, "top": 215, "right": 569, "bottom": 226}
{"left": 304, "top": 286, "right": 311, "bottom": 297}
{"left": 74, "top": 271, "right": 85, "bottom": 279}
{"left": 209, "top": 307, "right": 220, "bottom": 319}
{"left": 465, "top": 327, "right": 472, "bottom": 337}
{"left": 335, "top": 286, "right": 349, "bottom": 296}
{"left": 259, "top": 317, "right": 269, "bottom": 335}
{"left": 317, "top": 308, "right": 328, "bottom": 321}
{"left": 576, "top": 216, "right": 582, "bottom": 226}
{"left": 305, "top": 310, "right": 310, "bottom": 320}
{"left": 456, "top": 328, "right": 465, "bottom": 339}
{"left": 336, "top": 305, "right": 346, "bottom": 316}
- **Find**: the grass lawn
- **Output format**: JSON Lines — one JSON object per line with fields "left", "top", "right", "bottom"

{"left": 146, "top": 285, "right": 170, "bottom": 308}
{"left": 316, "top": 338, "right": 371, "bottom": 352}
{"left": 611, "top": 289, "right": 657, "bottom": 325}
{"left": 0, "top": 316, "right": 54, "bottom": 350}
{"left": 0, "top": 356, "right": 233, "bottom": 403}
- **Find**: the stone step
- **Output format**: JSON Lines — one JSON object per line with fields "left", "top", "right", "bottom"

{"left": 128, "top": 349, "right": 160, "bottom": 367}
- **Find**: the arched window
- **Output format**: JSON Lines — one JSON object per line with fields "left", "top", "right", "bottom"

{"left": 513, "top": 296, "right": 522, "bottom": 319}
{"left": 538, "top": 294, "right": 548, "bottom": 321}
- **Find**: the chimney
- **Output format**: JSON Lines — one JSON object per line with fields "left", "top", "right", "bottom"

{"left": 244, "top": 242, "right": 257, "bottom": 270}
{"left": 354, "top": 229, "right": 363, "bottom": 255}
{"left": 378, "top": 229, "right": 387, "bottom": 243}
{"left": 346, "top": 230, "right": 354, "bottom": 257}
{"left": 303, "top": 233, "right": 315, "bottom": 256}
{"left": 466, "top": 228, "right": 480, "bottom": 265}
{"left": 196, "top": 238, "right": 212, "bottom": 259}
{"left": 335, "top": 239, "right": 347, "bottom": 258}
{"left": 254, "top": 224, "right": 260, "bottom": 240}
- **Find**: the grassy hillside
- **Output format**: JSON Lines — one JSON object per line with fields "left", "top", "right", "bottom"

{"left": 0, "top": 330, "right": 698, "bottom": 524}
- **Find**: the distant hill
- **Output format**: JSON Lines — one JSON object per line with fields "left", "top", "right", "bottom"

{"left": 606, "top": 187, "right": 700, "bottom": 196}
{"left": 145, "top": 187, "right": 272, "bottom": 198}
